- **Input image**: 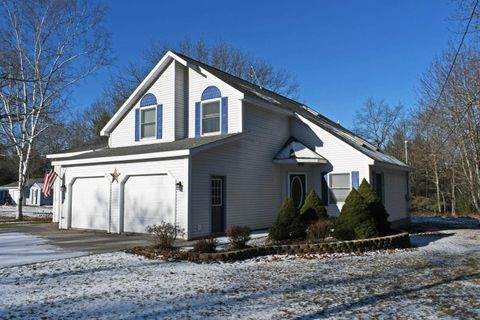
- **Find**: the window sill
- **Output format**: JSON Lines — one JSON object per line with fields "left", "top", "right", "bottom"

{"left": 201, "top": 131, "right": 222, "bottom": 137}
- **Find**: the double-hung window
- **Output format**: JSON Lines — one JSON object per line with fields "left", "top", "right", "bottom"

{"left": 201, "top": 100, "right": 221, "bottom": 135}
{"left": 141, "top": 108, "right": 156, "bottom": 139}
{"left": 329, "top": 173, "right": 350, "bottom": 204}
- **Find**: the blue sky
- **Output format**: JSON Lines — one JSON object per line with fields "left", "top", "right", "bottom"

{"left": 73, "top": 0, "right": 458, "bottom": 128}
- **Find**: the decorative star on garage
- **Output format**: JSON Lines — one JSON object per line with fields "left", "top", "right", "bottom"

{"left": 110, "top": 168, "right": 121, "bottom": 183}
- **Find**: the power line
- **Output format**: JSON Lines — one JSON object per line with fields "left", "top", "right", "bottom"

{"left": 420, "top": 0, "right": 479, "bottom": 132}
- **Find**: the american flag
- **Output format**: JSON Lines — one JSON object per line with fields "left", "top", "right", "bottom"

{"left": 42, "top": 168, "right": 58, "bottom": 197}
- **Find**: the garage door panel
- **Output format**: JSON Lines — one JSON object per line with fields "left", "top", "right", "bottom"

{"left": 71, "top": 177, "right": 108, "bottom": 230}
{"left": 124, "top": 174, "right": 175, "bottom": 233}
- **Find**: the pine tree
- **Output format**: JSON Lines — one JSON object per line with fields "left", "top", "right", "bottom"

{"left": 269, "top": 198, "right": 304, "bottom": 240}
{"left": 300, "top": 191, "right": 328, "bottom": 225}
{"left": 357, "top": 179, "right": 391, "bottom": 235}
{"left": 333, "top": 189, "right": 378, "bottom": 240}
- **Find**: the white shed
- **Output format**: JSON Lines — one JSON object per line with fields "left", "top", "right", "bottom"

{"left": 0, "top": 178, "right": 53, "bottom": 206}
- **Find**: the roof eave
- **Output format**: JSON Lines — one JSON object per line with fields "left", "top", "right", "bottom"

{"left": 100, "top": 51, "right": 187, "bottom": 136}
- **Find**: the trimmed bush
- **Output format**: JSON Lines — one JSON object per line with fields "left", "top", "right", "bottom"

{"left": 269, "top": 198, "right": 305, "bottom": 241}
{"left": 357, "top": 179, "right": 391, "bottom": 235}
{"left": 300, "top": 191, "right": 328, "bottom": 225}
{"left": 192, "top": 238, "right": 217, "bottom": 253}
{"left": 333, "top": 189, "right": 378, "bottom": 240}
{"left": 146, "top": 222, "right": 184, "bottom": 250}
{"left": 306, "top": 217, "right": 334, "bottom": 242}
{"left": 225, "top": 226, "right": 251, "bottom": 249}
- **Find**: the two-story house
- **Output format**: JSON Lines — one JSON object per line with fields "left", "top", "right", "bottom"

{"left": 47, "top": 51, "right": 410, "bottom": 239}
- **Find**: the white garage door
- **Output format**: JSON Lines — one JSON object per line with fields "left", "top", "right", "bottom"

{"left": 123, "top": 174, "right": 175, "bottom": 233}
{"left": 71, "top": 177, "right": 109, "bottom": 231}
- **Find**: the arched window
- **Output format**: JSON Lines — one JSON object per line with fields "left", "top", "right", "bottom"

{"left": 140, "top": 93, "right": 157, "bottom": 107}
{"left": 201, "top": 86, "right": 221, "bottom": 101}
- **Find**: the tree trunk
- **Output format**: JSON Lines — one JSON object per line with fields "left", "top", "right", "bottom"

{"left": 16, "top": 160, "right": 23, "bottom": 220}
{"left": 451, "top": 170, "right": 456, "bottom": 216}
{"left": 432, "top": 154, "right": 442, "bottom": 214}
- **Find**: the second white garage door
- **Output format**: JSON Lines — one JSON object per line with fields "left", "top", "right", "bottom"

{"left": 123, "top": 174, "right": 175, "bottom": 233}
{"left": 71, "top": 177, "right": 109, "bottom": 231}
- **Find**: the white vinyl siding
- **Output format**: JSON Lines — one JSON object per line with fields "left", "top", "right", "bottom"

{"left": 190, "top": 102, "right": 289, "bottom": 238}
{"left": 188, "top": 67, "right": 243, "bottom": 138}
{"left": 371, "top": 165, "right": 409, "bottom": 224}
{"left": 109, "top": 60, "right": 176, "bottom": 147}
{"left": 291, "top": 114, "right": 374, "bottom": 216}
{"left": 55, "top": 158, "right": 188, "bottom": 236}
{"left": 174, "top": 61, "right": 187, "bottom": 140}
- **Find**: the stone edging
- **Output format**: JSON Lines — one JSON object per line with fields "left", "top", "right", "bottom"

{"left": 191, "top": 232, "right": 411, "bottom": 263}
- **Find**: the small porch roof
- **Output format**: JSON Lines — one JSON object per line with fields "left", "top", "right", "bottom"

{"left": 274, "top": 137, "right": 328, "bottom": 164}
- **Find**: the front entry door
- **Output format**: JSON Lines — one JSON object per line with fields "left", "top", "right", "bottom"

{"left": 211, "top": 176, "right": 225, "bottom": 234}
{"left": 289, "top": 173, "right": 306, "bottom": 208}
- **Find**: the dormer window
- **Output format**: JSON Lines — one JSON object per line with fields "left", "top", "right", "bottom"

{"left": 201, "top": 100, "right": 221, "bottom": 135}
{"left": 141, "top": 107, "right": 156, "bottom": 138}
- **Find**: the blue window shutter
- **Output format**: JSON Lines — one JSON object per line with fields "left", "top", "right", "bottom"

{"left": 351, "top": 171, "right": 359, "bottom": 189}
{"left": 321, "top": 172, "right": 329, "bottom": 206}
{"left": 134, "top": 109, "right": 140, "bottom": 141}
{"left": 156, "top": 104, "right": 163, "bottom": 139}
{"left": 195, "top": 102, "right": 201, "bottom": 137}
{"left": 221, "top": 97, "right": 228, "bottom": 134}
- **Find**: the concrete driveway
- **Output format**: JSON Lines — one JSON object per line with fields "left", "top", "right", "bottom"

{"left": 0, "top": 222, "right": 153, "bottom": 253}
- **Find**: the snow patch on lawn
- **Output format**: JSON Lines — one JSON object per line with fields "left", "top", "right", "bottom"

{"left": 0, "top": 205, "right": 52, "bottom": 217}
{"left": 0, "top": 232, "right": 85, "bottom": 267}
{"left": 412, "top": 216, "right": 479, "bottom": 228}
{"left": 1, "top": 229, "right": 479, "bottom": 319}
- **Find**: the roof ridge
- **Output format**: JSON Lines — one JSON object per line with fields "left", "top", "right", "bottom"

{"left": 172, "top": 51, "right": 309, "bottom": 107}
{"left": 170, "top": 51, "right": 406, "bottom": 168}
{"left": 172, "top": 51, "right": 372, "bottom": 145}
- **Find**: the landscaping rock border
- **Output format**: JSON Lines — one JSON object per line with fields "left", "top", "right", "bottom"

{"left": 191, "top": 232, "right": 411, "bottom": 263}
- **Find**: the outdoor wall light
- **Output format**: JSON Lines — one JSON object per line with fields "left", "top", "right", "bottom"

{"left": 176, "top": 181, "right": 183, "bottom": 191}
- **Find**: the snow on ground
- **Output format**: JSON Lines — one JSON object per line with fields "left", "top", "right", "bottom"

{"left": 412, "top": 215, "right": 480, "bottom": 228}
{"left": 1, "top": 229, "right": 479, "bottom": 319}
{"left": 0, "top": 233, "right": 85, "bottom": 268}
{"left": 0, "top": 205, "right": 52, "bottom": 217}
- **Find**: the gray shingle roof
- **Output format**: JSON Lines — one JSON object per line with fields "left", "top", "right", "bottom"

{"left": 51, "top": 133, "right": 242, "bottom": 161}
{"left": 174, "top": 52, "right": 408, "bottom": 168}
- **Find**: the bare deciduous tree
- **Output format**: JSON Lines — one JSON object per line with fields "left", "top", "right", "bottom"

{"left": 0, "top": 0, "right": 110, "bottom": 219}
{"left": 69, "top": 38, "right": 299, "bottom": 149}
{"left": 353, "top": 98, "right": 403, "bottom": 149}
